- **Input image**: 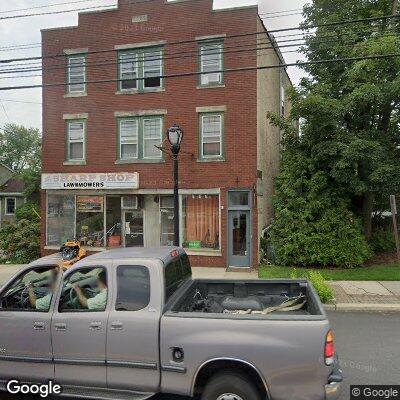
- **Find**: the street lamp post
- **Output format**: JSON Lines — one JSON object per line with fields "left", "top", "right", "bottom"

{"left": 167, "top": 124, "right": 183, "bottom": 247}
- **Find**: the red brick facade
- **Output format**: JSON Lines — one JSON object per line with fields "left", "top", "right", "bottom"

{"left": 41, "top": 0, "right": 266, "bottom": 267}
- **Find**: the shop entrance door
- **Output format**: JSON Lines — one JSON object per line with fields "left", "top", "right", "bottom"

{"left": 123, "top": 210, "right": 144, "bottom": 247}
{"left": 228, "top": 210, "right": 251, "bottom": 267}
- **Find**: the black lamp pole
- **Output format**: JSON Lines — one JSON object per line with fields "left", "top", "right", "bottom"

{"left": 167, "top": 124, "right": 183, "bottom": 247}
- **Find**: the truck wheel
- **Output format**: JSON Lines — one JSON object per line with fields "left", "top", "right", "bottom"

{"left": 201, "top": 372, "right": 261, "bottom": 400}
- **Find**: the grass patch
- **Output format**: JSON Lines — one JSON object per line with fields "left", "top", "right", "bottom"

{"left": 259, "top": 264, "right": 400, "bottom": 281}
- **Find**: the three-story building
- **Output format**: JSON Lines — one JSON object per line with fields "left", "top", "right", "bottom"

{"left": 41, "top": 0, "right": 292, "bottom": 268}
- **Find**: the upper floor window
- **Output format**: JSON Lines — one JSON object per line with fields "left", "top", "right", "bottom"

{"left": 66, "top": 120, "right": 85, "bottom": 161}
{"left": 118, "top": 48, "right": 163, "bottom": 92}
{"left": 5, "top": 197, "right": 16, "bottom": 215}
{"left": 118, "top": 116, "right": 162, "bottom": 161}
{"left": 199, "top": 42, "right": 223, "bottom": 86}
{"left": 67, "top": 55, "right": 86, "bottom": 94}
{"left": 200, "top": 113, "right": 223, "bottom": 159}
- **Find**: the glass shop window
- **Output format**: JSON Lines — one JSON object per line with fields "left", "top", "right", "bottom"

{"left": 182, "top": 195, "right": 220, "bottom": 250}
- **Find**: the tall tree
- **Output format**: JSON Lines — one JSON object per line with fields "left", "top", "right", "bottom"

{"left": 0, "top": 124, "right": 41, "bottom": 173}
{"left": 299, "top": 0, "right": 400, "bottom": 238}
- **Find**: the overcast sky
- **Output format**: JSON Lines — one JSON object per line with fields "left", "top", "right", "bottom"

{"left": 0, "top": 0, "right": 309, "bottom": 130}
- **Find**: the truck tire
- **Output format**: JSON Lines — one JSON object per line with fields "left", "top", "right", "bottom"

{"left": 201, "top": 371, "right": 262, "bottom": 400}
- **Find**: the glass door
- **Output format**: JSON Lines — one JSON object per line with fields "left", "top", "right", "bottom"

{"left": 123, "top": 210, "right": 144, "bottom": 247}
{"left": 228, "top": 210, "right": 251, "bottom": 267}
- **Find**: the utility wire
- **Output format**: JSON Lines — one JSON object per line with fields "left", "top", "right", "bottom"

{"left": 1, "top": 29, "right": 398, "bottom": 77}
{"left": 1, "top": 14, "right": 399, "bottom": 64}
{"left": 3, "top": 23, "right": 392, "bottom": 71}
{"left": 0, "top": 98, "right": 41, "bottom": 104}
{"left": 1, "top": 53, "right": 399, "bottom": 91}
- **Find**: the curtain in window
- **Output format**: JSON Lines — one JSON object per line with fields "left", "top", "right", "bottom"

{"left": 184, "top": 195, "right": 219, "bottom": 249}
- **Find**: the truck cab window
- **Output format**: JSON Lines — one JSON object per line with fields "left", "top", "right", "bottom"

{"left": 115, "top": 265, "right": 150, "bottom": 311}
{"left": 58, "top": 267, "right": 108, "bottom": 312}
{"left": 165, "top": 256, "right": 191, "bottom": 302}
{"left": 0, "top": 266, "right": 58, "bottom": 312}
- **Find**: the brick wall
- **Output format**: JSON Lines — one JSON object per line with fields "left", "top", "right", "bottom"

{"left": 41, "top": 0, "right": 262, "bottom": 266}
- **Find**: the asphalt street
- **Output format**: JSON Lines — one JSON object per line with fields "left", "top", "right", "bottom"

{"left": 2, "top": 311, "right": 400, "bottom": 400}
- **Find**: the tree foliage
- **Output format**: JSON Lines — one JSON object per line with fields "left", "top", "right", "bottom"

{"left": 268, "top": 0, "right": 399, "bottom": 267}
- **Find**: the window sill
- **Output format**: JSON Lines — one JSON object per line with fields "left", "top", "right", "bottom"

{"left": 64, "top": 92, "right": 87, "bottom": 98}
{"left": 63, "top": 161, "right": 87, "bottom": 166}
{"left": 185, "top": 249, "right": 222, "bottom": 257}
{"left": 115, "top": 159, "right": 164, "bottom": 164}
{"left": 197, "top": 84, "right": 225, "bottom": 89}
{"left": 115, "top": 88, "right": 165, "bottom": 95}
{"left": 196, "top": 158, "right": 225, "bottom": 163}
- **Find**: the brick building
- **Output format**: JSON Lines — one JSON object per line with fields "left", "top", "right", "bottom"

{"left": 40, "top": 0, "right": 292, "bottom": 267}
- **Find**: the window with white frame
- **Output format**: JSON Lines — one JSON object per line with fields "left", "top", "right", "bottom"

{"left": 199, "top": 42, "right": 223, "bottom": 86}
{"left": 118, "top": 48, "right": 163, "bottom": 92}
{"left": 143, "top": 117, "right": 162, "bottom": 158}
{"left": 118, "top": 116, "right": 162, "bottom": 160}
{"left": 200, "top": 113, "right": 223, "bottom": 158}
{"left": 67, "top": 55, "right": 86, "bottom": 93}
{"left": 5, "top": 197, "right": 16, "bottom": 215}
{"left": 67, "top": 120, "right": 85, "bottom": 161}
{"left": 120, "top": 119, "right": 139, "bottom": 159}
{"left": 119, "top": 52, "right": 138, "bottom": 91}
{"left": 143, "top": 50, "right": 162, "bottom": 88}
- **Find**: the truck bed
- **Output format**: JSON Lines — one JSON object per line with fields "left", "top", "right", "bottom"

{"left": 167, "top": 279, "right": 325, "bottom": 319}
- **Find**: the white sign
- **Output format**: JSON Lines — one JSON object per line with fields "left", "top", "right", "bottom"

{"left": 41, "top": 172, "right": 139, "bottom": 190}
{"left": 132, "top": 14, "right": 148, "bottom": 23}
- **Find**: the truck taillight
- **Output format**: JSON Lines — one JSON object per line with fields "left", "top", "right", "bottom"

{"left": 325, "top": 330, "right": 335, "bottom": 366}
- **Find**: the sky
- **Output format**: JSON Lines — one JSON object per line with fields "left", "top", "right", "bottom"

{"left": 0, "top": 0, "right": 309, "bottom": 130}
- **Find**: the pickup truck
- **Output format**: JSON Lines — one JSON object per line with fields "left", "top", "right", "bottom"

{"left": 0, "top": 247, "right": 342, "bottom": 400}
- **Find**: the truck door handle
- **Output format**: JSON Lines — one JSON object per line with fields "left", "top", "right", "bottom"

{"left": 55, "top": 323, "right": 67, "bottom": 331}
{"left": 90, "top": 321, "right": 102, "bottom": 330}
{"left": 111, "top": 322, "right": 123, "bottom": 330}
{"left": 33, "top": 322, "right": 45, "bottom": 331}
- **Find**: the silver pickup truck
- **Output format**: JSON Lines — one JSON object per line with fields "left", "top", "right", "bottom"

{"left": 0, "top": 247, "right": 342, "bottom": 400}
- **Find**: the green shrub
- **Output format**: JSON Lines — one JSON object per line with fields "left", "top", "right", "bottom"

{"left": 290, "top": 268, "right": 334, "bottom": 303}
{"left": 271, "top": 206, "right": 372, "bottom": 268}
{"left": 0, "top": 219, "right": 40, "bottom": 264}
{"left": 369, "top": 230, "right": 396, "bottom": 254}
{"left": 15, "top": 202, "right": 40, "bottom": 222}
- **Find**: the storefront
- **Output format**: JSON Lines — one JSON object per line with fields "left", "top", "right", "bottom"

{"left": 42, "top": 173, "right": 222, "bottom": 257}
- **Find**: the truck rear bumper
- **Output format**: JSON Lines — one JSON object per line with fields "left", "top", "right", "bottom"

{"left": 325, "top": 354, "right": 343, "bottom": 400}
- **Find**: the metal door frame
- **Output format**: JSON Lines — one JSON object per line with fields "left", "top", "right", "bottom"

{"left": 227, "top": 190, "right": 252, "bottom": 267}
{"left": 122, "top": 209, "right": 145, "bottom": 247}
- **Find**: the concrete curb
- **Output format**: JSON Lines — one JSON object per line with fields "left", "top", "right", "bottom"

{"left": 324, "top": 303, "right": 400, "bottom": 312}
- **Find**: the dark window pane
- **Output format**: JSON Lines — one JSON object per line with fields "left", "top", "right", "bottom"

{"left": 229, "top": 191, "right": 249, "bottom": 206}
{"left": 121, "top": 79, "right": 137, "bottom": 90}
{"left": 116, "top": 266, "right": 150, "bottom": 311}
{"left": 180, "top": 254, "right": 192, "bottom": 279}
{"left": 144, "top": 76, "right": 161, "bottom": 88}
{"left": 165, "top": 259, "right": 184, "bottom": 302}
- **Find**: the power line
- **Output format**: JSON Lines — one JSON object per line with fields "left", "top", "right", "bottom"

{"left": 0, "top": 3, "right": 117, "bottom": 20}
{"left": 3, "top": 23, "right": 391, "bottom": 71}
{"left": 0, "top": 0, "right": 110, "bottom": 15}
{"left": 1, "top": 13, "right": 398, "bottom": 65}
{"left": 0, "top": 98, "right": 42, "bottom": 104}
{"left": 0, "top": 14, "right": 398, "bottom": 64}
{"left": 1, "top": 53, "right": 399, "bottom": 91}
{"left": 1, "top": 28, "right": 398, "bottom": 77}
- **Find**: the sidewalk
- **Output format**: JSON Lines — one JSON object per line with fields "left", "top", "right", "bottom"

{"left": 327, "top": 281, "right": 400, "bottom": 312}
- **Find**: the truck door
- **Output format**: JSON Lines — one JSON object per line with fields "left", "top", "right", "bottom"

{"left": 51, "top": 264, "right": 111, "bottom": 388}
{"left": 106, "top": 262, "right": 161, "bottom": 392}
{"left": 0, "top": 266, "right": 57, "bottom": 383}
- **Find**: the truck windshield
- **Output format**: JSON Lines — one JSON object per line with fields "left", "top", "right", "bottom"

{"left": 165, "top": 254, "right": 191, "bottom": 302}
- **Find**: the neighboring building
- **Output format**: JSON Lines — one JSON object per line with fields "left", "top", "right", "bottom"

{"left": 40, "top": 0, "right": 292, "bottom": 267}
{"left": 0, "top": 163, "right": 25, "bottom": 227}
